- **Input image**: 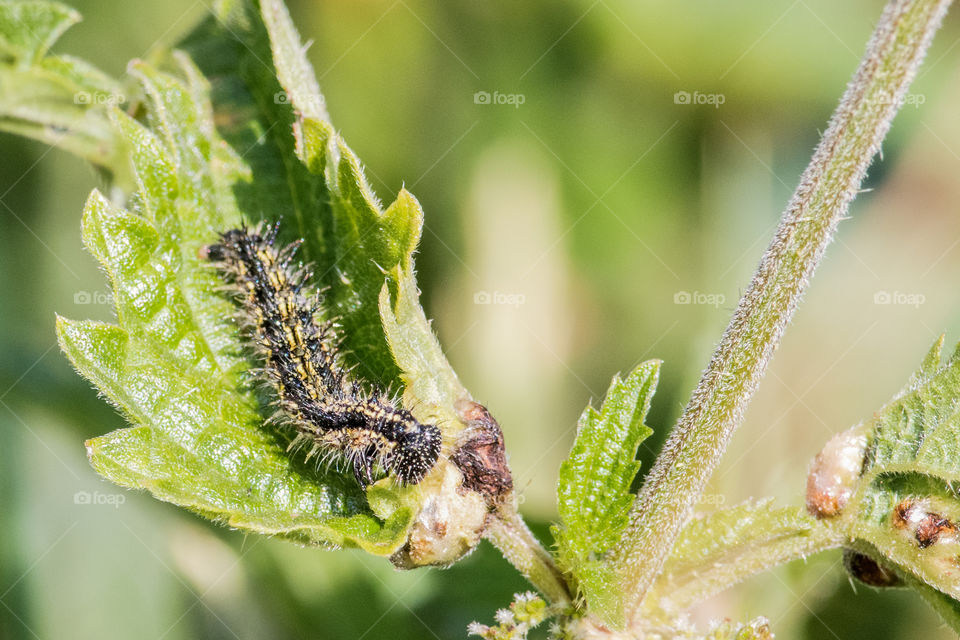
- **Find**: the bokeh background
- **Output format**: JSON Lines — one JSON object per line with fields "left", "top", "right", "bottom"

{"left": 2, "top": 0, "right": 960, "bottom": 638}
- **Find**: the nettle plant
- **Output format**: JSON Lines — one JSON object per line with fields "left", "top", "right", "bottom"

{"left": 3, "top": 0, "right": 960, "bottom": 637}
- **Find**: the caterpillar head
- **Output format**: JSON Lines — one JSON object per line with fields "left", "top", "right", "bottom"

{"left": 394, "top": 422, "right": 442, "bottom": 485}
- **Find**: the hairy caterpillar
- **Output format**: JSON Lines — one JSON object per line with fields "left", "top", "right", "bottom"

{"left": 202, "top": 225, "right": 442, "bottom": 487}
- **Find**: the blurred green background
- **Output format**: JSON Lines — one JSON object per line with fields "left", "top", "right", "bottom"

{"left": 2, "top": 0, "right": 960, "bottom": 638}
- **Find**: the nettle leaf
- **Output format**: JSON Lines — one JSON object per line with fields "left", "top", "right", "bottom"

{"left": 252, "top": 0, "right": 474, "bottom": 515}
{"left": 0, "top": 1, "right": 126, "bottom": 172}
{"left": 378, "top": 189, "right": 469, "bottom": 417}
{"left": 862, "top": 335, "right": 960, "bottom": 480}
{"left": 0, "top": 0, "right": 76, "bottom": 63}
{"left": 180, "top": 0, "right": 467, "bottom": 422}
{"left": 254, "top": 0, "right": 476, "bottom": 483}
{"left": 248, "top": 0, "right": 487, "bottom": 568}
{"left": 643, "top": 500, "right": 836, "bottom": 619}
{"left": 57, "top": 49, "right": 418, "bottom": 555}
{"left": 47, "top": 0, "right": 477, "bottom": 560}
{"left": 833, "top": 336, "right": 960, "bottom": 622}
{"left": 179, "top": 0, "right": 408, "bottom": 388}
{"left": 553, "top": 361, "right": 660, "bottom": 626}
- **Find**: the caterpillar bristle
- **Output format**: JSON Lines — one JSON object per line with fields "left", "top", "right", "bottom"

{"left": 203, "top": 225, "right": 442, "bottom": 487}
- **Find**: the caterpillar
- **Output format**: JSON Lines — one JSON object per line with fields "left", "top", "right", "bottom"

{"left": 201, "top": 224, "right": 442, "bottom": 487}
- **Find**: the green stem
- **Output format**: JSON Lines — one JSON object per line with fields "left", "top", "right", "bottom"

{"left": 612, "top": 0, "right": 952, "bottom": 624}
{"left": 484, "top": 498, "right": 573, "bottom": 607}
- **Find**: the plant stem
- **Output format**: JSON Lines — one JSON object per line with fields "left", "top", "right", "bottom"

{"left": 485, "top": 498, "right": 573, "bottom": 607}
{"left": 612, "top": 0, "right": 952, "bottom": 624}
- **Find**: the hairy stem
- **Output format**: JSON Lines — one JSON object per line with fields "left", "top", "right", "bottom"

{"left": 485, "top": 498, "right": 573, "bottom": 607}
{"left": 613, "top": 0, "right": 952, "bottom": 623}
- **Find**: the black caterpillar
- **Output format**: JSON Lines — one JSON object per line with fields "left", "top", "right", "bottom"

{"left": 202, "top": 225, "right": 442, "bottom": 487}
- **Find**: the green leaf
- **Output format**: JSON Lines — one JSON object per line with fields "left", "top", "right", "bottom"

{"left": 643, "top": 500, "right": 838, "bottom": 618}
{"left": 0, "top": 0, "right": 78, "bottom": 63}
{"left": 0, "top": 1, "right": 126, "bottom": 172}
{"left": 259, "top": 0, "right": 328, "bottom": 121}
{"left": 178, "top": 0, "right": 422, "bottom": 388}
{"left": 175, "top": 1, "right": 337, "bottom": 267}
{"left": 240, "top": 3, "right": 489, "bottom": 569}
{"left": 86, "top": 426, "right": 414, "bottom": 555}
{"left": 861, "top": 335, "right": 960, "bottom": 480}
{"left": 822, "top": 335, "right": 960, "bottom": 630}
{"left": 56, "top": 50, "right": 416, "bottom": 555}
{"left": 250, "top": 0, "right": 473, "bottom": 447}
{"left": 379, "top": 189, "right": 470, "bottom": 421}
{"left": 553, "top": 360, "right": 660, "bottom": 626}
{"left": 33, "top": 0, "right": 485, "bottom": 562}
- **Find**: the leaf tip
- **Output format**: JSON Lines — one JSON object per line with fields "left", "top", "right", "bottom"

{"left": 54, "top": 313, "right": 78, "bottom": 346}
